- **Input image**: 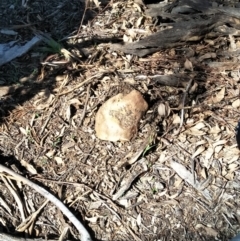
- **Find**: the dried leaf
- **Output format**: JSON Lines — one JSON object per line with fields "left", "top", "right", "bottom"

{"left": 118, "top": 199, "right": 129, "bottom": 208}
{"left": 172, "top": 114, "right": 181, "bottom": 124}
{"left": 124, "top": 77, "right": 137, "bottom": 85}
{"left": 212, "top": 87, "right": 225, "bottom": 104}
{"left": 189, "top": 82, "right": 198, "bottom": 93}
{"left": 213, "top": 140, "right": 227, "bottom": 148}
{"left": 54, "top": 156, "right": 64, "bottom": 165}
{"left": 69, "top": 98, "right": 81, "bottom": 106}
{"left": 232, "top": 99, "right": 240, "bottom": 108}
{"left": 133, "top": 3, "right": 142, "bottom": 12}
{"left": 136, "top": 17, "right": 143, "bottom": 27}
{"left": 192, "top": 146, "right": 205, "bottom": 159}
{"left": 158, "top": 152, "right": 166, "bottom": 163}
{"left": 198, "top": 52, "right": 216, "bottom": 62}
{"left": 227, "top": 156, "right": 239, "bottom": 164}
{"left": 85, "top": 216, "right": 98, "bottom": 223}
{"left": 184, "top": 58, "right": 193, "bottom": 71}
{"left": 123, "top": 34, "right": 129, "bottom": 42}
{"left": 45, "top": 149, "right": 55, "bottom": 158}
{"left": 204, "top": 147, "right": 214, "bottom": 167}
{"left": 225, "top": 172, "right": 234, "bottom": 180}
{"left": 178, "top": 133, "right": 187, "bottom": 143}
{"left": 65, "top": 105, "right": 71, "bottom": 121}
{"left": 35, "top": 94, "right": 55, "bottom": 110}
{"left": 158, "top": 103, "right": 166, "bottom": 117}
{"left": 20, "top": 159, "right": 37, "bottom": 175}
{"left": 222, "top": 147, "right": 239, "bottom": 163}
{"left": 209, "top": 124, "right": 221, "bottom": 134}
{"left": 127, "top": 29, "right": 137, "bottom": 40}
{"left": 186, "top": 122, "right": 206, "bottom": 135}
{"left": 186, "top": 128, "right": 205, "bottom": 136}
{"left": 92, "top": 0, "right": 100, "bottom": 8}
{"left": 195, "top": 140, "right": 207, "bottom": 147}
{"left": 195, "top": 224, "right": 218, "bottom": 237}
{"left": 229, "top": 35, "right": 236, "bottom": 50}
{"left": 200, "top": 168, "right": 207, "bottom": 179}
{"left": 228, "top": 163, "right": 238, "bottom": 173}
{"left": 136, "top": 213, "right": 141, "bottom": 226}
{"left": 89, "top": 201, "right": 102, "bottom": 210}
{"left": 19, "top": 127, "right": 28, "bottom": 136}
{"left": 215, "top": 145, "right": 223, "bottom": 153}
{"left": 193, "top": 122, "right": 205, "bottom": 129}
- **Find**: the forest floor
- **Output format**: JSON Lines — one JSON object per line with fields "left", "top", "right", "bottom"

{"left": 0, "top": 0, "right": 240, "bottom": 240}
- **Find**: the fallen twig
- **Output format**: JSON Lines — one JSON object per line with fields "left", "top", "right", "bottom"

{"left": 16, "top": 200, "right": 49, "bottom": 234}
{"left": 75, "top": 0, "right": 89, "bottom": 39}
{"left": 58, "top": 72, "right": 107, "bottom": 96}
{"left": 79, "top": 84, "right": 91, "bottom": 126}
{"left": 0, "top": 164, "right": 92, "bottom": 241}
{"left": 1, "top": 176, "right": 26, "bottom": 221}
{"left": 39, "top": 107, "right": 55, "bottom": 136}
{"left": 179, "top": 78, "right": 193, "bottom": 129}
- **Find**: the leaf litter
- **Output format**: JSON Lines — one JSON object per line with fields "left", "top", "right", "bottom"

{"left": 0, "top": 0, "right": 240, "bottom": 240}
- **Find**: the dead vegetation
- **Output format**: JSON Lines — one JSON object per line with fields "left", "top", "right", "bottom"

{"left": 0, "top": 0, "right": 240, "bottom": 240}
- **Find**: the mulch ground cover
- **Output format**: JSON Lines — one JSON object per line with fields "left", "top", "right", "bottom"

{"left": 0, "top": 0, "right": 240, "bottom": 240}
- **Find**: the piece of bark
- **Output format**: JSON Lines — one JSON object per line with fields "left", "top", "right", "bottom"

{"left": 149, "top": 74, "right": 194, "bottom": 87}
{"left": 145, "top": 1, "right": 239, "bottom": 19}
{"left": 146, "top": 0, "right": 210, "bottom": 15}
{"left": 145, "top": 0, "right": 210, "bottom": 18}
{"left": 217, "top": 49, "right": 240, "bottom": 58}
{"left": 207, "top": 62, "right": 240, "bottom": 71}
{"left": 111, "top": 0, "right": 240, "bottom": 57}
{"left": 171, "top": 0, "right": 211, "bottom": 13}
{"left": 111, "top": 18, "right": 219, "bottom": 57}
{"left": 145, "top": 11, "right": 195, "bottom": 21}
{"left": 216, "top": 6, "right": 240, "bottom": 18}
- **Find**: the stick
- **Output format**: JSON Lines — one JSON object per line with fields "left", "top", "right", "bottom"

{"left": 57, "top": 72, "right": 105, "bottom": 96}
{"left": 79, "top": 84, "right": 91, "bottom": 126}
{"left": 179, "top": 78, "right": 193, "bottom": 129}
{"left": 75, "top": 0, "right": 89, "bottom": 39}
{"left": 0, "top": 164, "right": 92, "bottom": 241}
